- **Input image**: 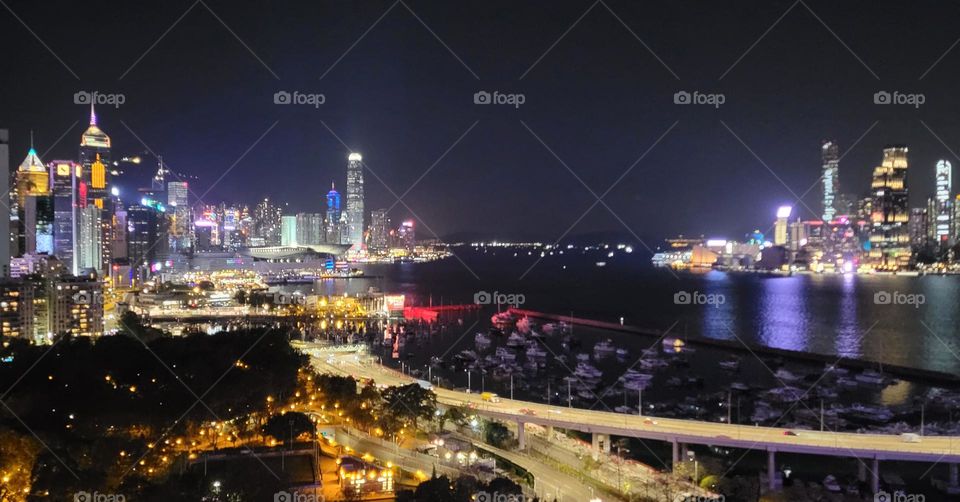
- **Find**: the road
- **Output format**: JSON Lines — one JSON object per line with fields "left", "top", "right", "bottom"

{"left": 304, "top": 344, "right": 960, "bottom": 465}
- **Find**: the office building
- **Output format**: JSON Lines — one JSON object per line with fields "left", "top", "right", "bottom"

{"left": 0, "top": 279, "right": 33, "bottom": 338}
{"left": 398, "top": 220, "right": 415, "bottom": 251}
{"left": 0, "top": 130, "right": 8, "bottom": 277}
{"left": 296, "top": 213, "right": 323, "bottom": 246}
{"left": 49, "top": 274, "right": 103, "bottom": 337}
{"left": 253, "top": 198, "right": 281, "bottom": 246}
{"left": 774, "top": 206, "right": 791, "bottom": 246}
{"left": 909, "top": 208, "right": 930, "bottom": 250}
{"left": 345, "top": 153, "right": 364, "bottom": 246}
{"left": 281, "top": 215, "right": 298, "bottom": 246}
{"left": 369, "top": 209, "right": 390, "bottom": 251}
{"left": 868, "top": 146, "right": 911, "bottom": 270}
{"left": 79, "top": 104, "right": 111, "bottom": 207}
{"left": 77, "top": 206, "right": 102, "bottom": 272}
{"left": 325, "top": 182, "right": 342, "bottom": 244}
{"left": 167, "top": 181, "right": 191, "bottom": 251}
{"left": 821, "top": 140, "right": 840, "bottom": 221}
{"left": 933, "top": 160, "right": 952, "bottom": 248}
{"left": 50, "top": 160, "right": 80, "bottom": 274}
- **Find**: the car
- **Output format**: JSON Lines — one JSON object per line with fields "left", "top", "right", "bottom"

{"left": 715, "top": 434, "right": 731, "bottom": 440}
{"left": 519, "top": 408, "right": 537, "bottom": 416}
{"left": 643, "top": 418, "right": 658, "bottom": 425}
{"left": 783, "top": 430, "right": 798, "bottom": 436}
{"left": 900, "top": 433, "right": 921, "bottom": 443}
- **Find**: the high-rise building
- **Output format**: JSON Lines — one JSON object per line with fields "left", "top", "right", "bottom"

{"left": 167, "top": 181, "right": 191, "bottom": 252}
{"left": 15, "top": 144, "right": 51, "bottom": 256}
{"left": 774, "top": 206, "right": 791, "bottom": 246}
{"left": 79, "top": 104, "right": 111, "bottom": 207}
{"left": 281, "top": 215, "right": 298, "bottom": 246}
{"left": 398, "top": 220, "right": 415, "bottom": 251}
{"left": 369, "top": 209, "right": 391, "bottom": 251}
{"left": 345, "top": 153, "right": 365, "bottom": 246}
{"left": 0, "top": 278, "right": 33, "bottom": 338}
{"left": 325, "top": 182, "right": 342, "bottom": 244}
{"left": 296, "top": 213, "right": 323, "bottom": 246}
{"left": 50, "top": 160, "right": 80, "bottom": 274}
{"left": 909, "top": 207, "right": 929, "bottom": 250}
{"left": 49, "top": 275, "right": 102, "bottom": 337}
{"left": 0, "top": 129, "right": 8, "bottom": 277}
{"left": 821, "top": 140, "right": 840, "bottom": 221}
{"left": 252, "top": 198, "right": 281, "bottom": 246}
{"left": 77, "top": 206, "right": 102, "bottom": 272}
{"left": 934, "top": 160, "right": 952, "bottom": 248}
{"left": 868, "top": 146, "right": 910, "bottom": 270}
{"left": 126, "top": 204, "right": 160, "bottom": 274}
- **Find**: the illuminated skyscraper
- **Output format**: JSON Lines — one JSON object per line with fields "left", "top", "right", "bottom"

{"left": 345, "top": 153, "right": 364, "bottom": 246}
{"left": 296, "top": 213, "right": 323, "bottom": 246}
{"left": 369, "top": 209, "right": 390, "bottom": 252}
{"left": 398, "top": 220, "right": 415, "bottom": 251}
{"left": 868, "top": 146, "right": 910, "bottom": 270}
{"left": 774, "top": 206, "right": 792, "bottom": 246}
{"left": 167, "top": 181, "right": 191, "bottom": 251}
{"left": 821, "top": 140, "right": 840, "bottom": 221}
{"left": 934, "top": 160, "right": 952, "bottom": 247}
{"left": 325, "top": 182, "right": 342, "bottom": 244}
{"left": 50, "top": 160, "right": 80, "bottom": 274}
{"left": 79, "top": 104, "right": 111, "bottom": 207}
{"left": 77, "top": 206, "right": 102, "bottom": 272}
{"left": 252, "top": 198, "right": 281, "bottom": 246}
{"left": 14, "top": 141, "right": 50, "bottom": 256}
{"left": 281, "top": 215, "right": 297, "bottom": 246}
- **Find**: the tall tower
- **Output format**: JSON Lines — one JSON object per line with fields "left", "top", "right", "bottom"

{"left": 50, "top": 160, "right": 81, "bottom": 274}
{"left": 774, "top": 206, "right": 792, "bottom": 246}
{"left": 79, "top": 104, "right": 111, "bottom": 206}
{"left": 868, "top": 146, "right": 910, "bottom": 270}
{"left": 934, "top": 160, "right": 952, "bottom": 247}
{"left": 345, "top": 152, "right": 364, "bottom": 246}
{"left": 821, "top": 140, "right": 840, "bottom": 222}
{"left": 325, "top": 182, "right": 341, "bottom": 244}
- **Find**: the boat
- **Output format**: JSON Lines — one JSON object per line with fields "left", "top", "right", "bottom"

{"left": 730, "top": 382, "right": 750, "bottom": 392}
{"left": 593, "top": 339, "right": 616, "bottom": 357}
{"left": 506, "top": 332, "right": 526, "bottom": 347}
{"left": 822, "top": 475, "right": 841, "bottom": 493}
{"left": 494, "top": 347, "right": 517, "bottom": 362}
{"left": 542, "top": 322, "right": 572, "bottom": 335}
{"left": 573, "top": 362, "right": 603, "bottom": 380}
{"left": 474, "top": 332, "right": 491, "bottom": 347}
{"left": 455, "top": 350, "right": 478, "bottom": 362}
{"left": 614, "top": 405, "right": 637, "bottom": 414}
{"left": 719, "top": 358, "right": 741, "bottom": 371}
{"left": 640, "top": 358, "right": 669, "bottom": 370}
{"left": 525, "top": 344, "right": 548, "bottom": 359}
{"left": 855, "top": 369, "right": 886, "bottom": 386}
{"left": 773, "top": 368, "right": 802, "bottom": 383}
{"left": 575, "top": 353, "right": 591, "bottom": 362}
{"left": 615, "top": 348, "right": 630, "bottom": 359}
{"left": 619, "top": 369, "right": 654, "bottom": 390}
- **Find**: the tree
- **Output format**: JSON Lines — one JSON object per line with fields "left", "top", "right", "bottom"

{"left": 483, "top": 421, "right": 512, "bottom": 448}
{"left": 438, "top": 406, "right": 468, "bottom": 431}
{"left": 233, "top": 289, "right": 247, "bottom": 305}
{"left": 381, "top": 384, "right": 437, "bottom": 430}
{"left": 262, "top": 412, "right": 314, "bottom": 443}
{"left": 0, "top": 428, "right": 41, "bottom": 502}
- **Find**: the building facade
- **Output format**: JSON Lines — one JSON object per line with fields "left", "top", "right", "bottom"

{"left": 345, "top": 153, "right": 364, "bottom": 246}
{"left": 868, "top": 146, "right": 910, "bottom": 270}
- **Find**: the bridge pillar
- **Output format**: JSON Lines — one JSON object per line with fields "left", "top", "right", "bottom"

{"left": 544, "top": 425, "right": 554, "bottom": 440}
{"left": 950, "top": 463, "right": 958, "bottom": 489}
{"left": 858, "top": 460, "right": 866, "bottom": 482}
{"left": 671, "top": 439, "right": 680, "bottom": 467}
{"left": 681, "top": 443, "right": 689, "bottom": 459}
{"left": 591, "top": 433, "right": 610, "bottom": 459}
{"left": 767, "top": 450, "right": 777, "bottom": 491}
{"left": 517, "top": 421, "right": 526, "bottom": 450}
{"left": 871, "top": 458, "right": 880, "bottom": 495}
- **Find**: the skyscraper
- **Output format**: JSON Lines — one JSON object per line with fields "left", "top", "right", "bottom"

{"left": 345, "top": 153, "right": 365, "bottom": 246}
{"left": 281, "top": 215, "right": 297, "bottom": 246}
{"left": 774, "top": 206, "right": 791, "bottom": 246}
{"left": 868, "top": 146, "right": 910, "bottom": 270}
{"left": 252, "top": 198, "right": 281, "bottom": 246}
{"left": 296, "top": 213, "right": 323, "bottom": 246}
{"left": 50, "top": 160, "right": 80, "bottom": 274}
{"left": 934, "top": 160, "right": 952, "bottom": 247}
{"left": 821, "top": 140, "right": 840, "bottom": 222}
{"left": 77, "top": 206, "right": 102, "bottom": 271}
{"left": 14, "top": 142, "right": 49, "bottom": 256}
{"left": 325, "top": 182, "right": 342, "bottom": 244}
{"left": 0, "top": 129, "right": 8, "bottom": 277}
{"left": 79, "top": 104, "right": 111, "bottom": 207}
{"left": 167, "top": 181, "right": 191, "bottom": 251}
{"left": 369, "top": 209, "right": 390, "bottom": 252}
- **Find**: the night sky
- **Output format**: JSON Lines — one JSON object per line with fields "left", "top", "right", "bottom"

{"left": 3, "top": 0, "right": 960, "bottom": 243}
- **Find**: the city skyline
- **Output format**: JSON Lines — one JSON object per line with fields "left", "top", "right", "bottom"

{"left": 6, "top": 1, "right": 960, "bottom": 241}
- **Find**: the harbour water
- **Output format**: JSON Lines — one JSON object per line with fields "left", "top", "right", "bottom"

{"left": 288, "top": 244, "right": 960, "bottom": 375}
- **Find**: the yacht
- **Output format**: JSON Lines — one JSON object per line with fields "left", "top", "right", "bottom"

{"left": 855, "top": 369, "right": 886, "bottom": 385}
{"left": 525, "top": 344, "right": 548, "bottom": 359}
{"left": 593, "top": 339, "right": 616, "bottom": 357}
{"left": 474, "top": 332, "right": 491, "bottom": 347}
{"left": 506, "top": 332, "right": 526, "bottom": 347}
{"left": 719, "top": 358, "right": 741, "bottom": 371}
{"left": 574, "top": 362, "right": 603, "bottom": 380}
{"left": 495, "top": 347, "right": 517, "bottom": 362}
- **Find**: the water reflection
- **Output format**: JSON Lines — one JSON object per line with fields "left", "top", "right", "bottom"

{"left": 756, "top": 276, "right": 807, "bottom": 352}
{"left": 835, "top": 273, "right": 861, "bottom": 357}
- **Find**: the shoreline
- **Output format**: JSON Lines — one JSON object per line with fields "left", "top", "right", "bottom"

{"left": 508, "top": 307, "right": 960, "bottom": 388}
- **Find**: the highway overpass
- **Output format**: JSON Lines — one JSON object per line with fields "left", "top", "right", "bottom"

{"left": 304, "top": 344, "right": 960, "bottom": 495}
